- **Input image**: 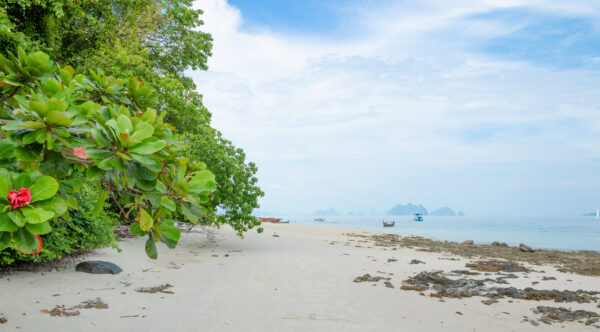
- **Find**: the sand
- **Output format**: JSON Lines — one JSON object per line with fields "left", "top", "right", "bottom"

{"left": 0, "top": 223, "right": 598, "bottom": 331}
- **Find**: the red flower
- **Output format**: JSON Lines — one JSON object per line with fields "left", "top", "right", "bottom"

{"left": 73, "top": 147, "right": 89, "bottom": 160}
{"left": 17, "top": 188, "right": 32, "bottom": 206}
{"left": 7, "top": 190, "right": 18, "bottom": 207}
{"left": 7, "top": 188, "right": 32, "bottom": 209}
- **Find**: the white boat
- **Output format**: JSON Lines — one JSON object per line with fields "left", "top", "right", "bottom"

{"left": 314, "top": 218, "right": 325, "bottom": 222}
{"left": 596, "top": 208, "right": 600, "bottom": 219}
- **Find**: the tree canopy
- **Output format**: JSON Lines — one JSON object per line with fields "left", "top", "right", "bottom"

{"left": 1, "top": 0, "right": 263, "bottom": 240}
{"left": 0, "top": 1, "right": 264, "bottom": 261}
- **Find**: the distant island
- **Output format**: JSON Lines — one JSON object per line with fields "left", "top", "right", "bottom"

{"left": 313, "top": 204, "right": 465, "bottom": 216}
{"left": 387, "top": 203, "right": 465, "bottom": 216}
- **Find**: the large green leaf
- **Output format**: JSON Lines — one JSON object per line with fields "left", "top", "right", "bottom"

{"left": 8, "top": 211, "right": 26, "bottom": 227}
{"left": 129, "top": 123, "right": 154, "bottom": 143}
{"left": 37, "top": 198, "right": 67, "bottom": 216}
{"left": 160, "top": 197, "right": 176, "bottom": 212}
{"left": 145, "top": 233, "right": 158, "bottom": 259}
{"left": 129, "top": 222, "right": 146, "bottom": 237}
{"left": 139, "top": 208, "right": 153, "bottom": 232}
{"left": 0, "top": 214, "right": 18, "bottom": 232}
{"left": 29, "top": 176, "right": 59, "bottom": 202}
{"left": 130, "top": 154, "right": 162, "bottom": 172}
{"left": 129, "top": 138, "right": 166, "bottom": 155}
{"left": 26, "top": 221, "right": 52, "bottom": 235}
{"left": 13, "top": 228, "right": 38, "bottom": 254}
{"left": 46, "top": 111, "right": 72, "bottom": 127}
{"left": 14, "top": 171, "right": 34, "bottom": 189}
{"left": 117, "top": 114, "right": 133, "bottom": 134}
{"left": 0, "top": 177, "right": 7, "bottom": 202}
{"left": 46, "top": 97, "right": 67, "bottom": 112}
{"left": 0, "top": 233, "right": 11, "bottom": 251}
{"left": 40, "top": 150, "right": 69, "bottom": 179}
{"left": 14, "top": 145, "right": 42, "bottom": 161}
{"left": 85, "top": 148, "right": 113, "bottom": 160}
{"left": 21, "top": 207, "right": 54, "bottom": 224}
{"left": 20, "top": 121, "right": 46, "bottom": 129}
{"left": 0, "top": 141, "right": 16, "bottom": 160}
{"left": 92, "top": 192, "right": 108, "bottom": 216}
{"left": 29, "top": 101, "right": 48, "bottom": 117}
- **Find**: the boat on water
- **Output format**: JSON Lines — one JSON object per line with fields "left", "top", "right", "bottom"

{"left": 278, "top": 220, "right": 291, "bottom": 224}
{"left": 413, "top": 213, "right": 424, "bottom": 222}
{"left": 382, "top": 220, "right": 395, "bottom": 227}
{"left": 260, "top": 217, "right": 282, "bottom": 223}
{"left": 314, "top": 218, "right": 325, "bottom": 222}
{"left": 596, "top": 209, "right": 600, "bottom": 219}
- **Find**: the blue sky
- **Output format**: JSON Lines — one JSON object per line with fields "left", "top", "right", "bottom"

{"left": 192, "top": 0, "right": 600, "bottom": 216}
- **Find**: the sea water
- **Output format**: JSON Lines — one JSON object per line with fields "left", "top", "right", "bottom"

{"left": 289, "top": 216, "right": 600, "bottom": 252}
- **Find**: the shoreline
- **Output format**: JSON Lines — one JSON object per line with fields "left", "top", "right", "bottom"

{"left": 0, "top": 223, "right": 598, "bottom": 331}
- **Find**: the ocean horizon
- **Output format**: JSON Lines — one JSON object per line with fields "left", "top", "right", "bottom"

{"left": 280, "top": 216, "right": 600, "bottom": 252}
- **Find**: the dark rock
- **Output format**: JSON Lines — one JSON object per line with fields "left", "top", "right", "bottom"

{"left": 533, "top": 306, "right": 599, "bottom": 323}
{"left": 400, "top": 270, "right": 599, "bottom": 303}
{"left": 410, "top": 259, "right": 425, "bottom": 264}
{"left": 450, "top": 270, "right": 480, "bottom": 276}
{"left": 135, "top": 284, "right": 174, "bottom": 294}
{"left": 76, "top": 261, "right": 122, "bottom": 275}
{"left": 462, "top": 240, "right": 474, "bottom": 245}
{"left": 466, "top": 260, "right": 530, "bottom": 273}
{"left": 387, "top": 258, "right": 398, "bottom": 262}
{"left": 384, "top": 281, "right": 394, "bottom": 288}
{"left": 482, "top": 299, "right": 498, "bottom": 305}
{"left": 456, "top": 311, "right": 463, "bottom": 315}
{"left": 519, "top": 243, "right": 535, "bottom": 253}
{"left": 353, "top": 274, "right": 389, "bottom": 283}
{"left": 491, "top": 241, "right": 508, "bottom": 247}
{"left": 542, "top": 276, "right": 557, "bottom": 281}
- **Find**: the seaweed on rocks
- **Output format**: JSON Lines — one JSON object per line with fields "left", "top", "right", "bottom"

{"left": 400, "top": 271, "right": 600, "bottom": 303}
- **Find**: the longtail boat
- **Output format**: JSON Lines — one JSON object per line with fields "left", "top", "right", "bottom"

{"left": 260, "top": 217, "right": 282, "bottom": 223}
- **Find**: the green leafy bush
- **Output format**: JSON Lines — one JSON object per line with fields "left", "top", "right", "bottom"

{"left": 0, "top": 47, "right": 216, "bottom": 259}
{"left": 0, "top": 181, "right": 117, "bottom": 265}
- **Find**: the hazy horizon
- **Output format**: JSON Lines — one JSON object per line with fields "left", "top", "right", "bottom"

{"left": 193, "top": 0, "right": 600, "bottom": 218}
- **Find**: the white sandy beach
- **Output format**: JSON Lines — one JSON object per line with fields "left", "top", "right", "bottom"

{"left": 0, "top": 223, "right": 598, "bottom": 331}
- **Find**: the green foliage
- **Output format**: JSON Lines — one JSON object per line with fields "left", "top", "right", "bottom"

{"left": 0, "top": 181, "right": 118, "bottom": 265}
{"left": 1, "top": 0, "right": 264, "bottom": 247}
{"left": 0, "top": 47, "right": 216, "bottom": 258}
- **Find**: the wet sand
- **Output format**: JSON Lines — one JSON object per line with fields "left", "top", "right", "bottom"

{"left": 0, "top": 223, "right": 598, "bottom": 331}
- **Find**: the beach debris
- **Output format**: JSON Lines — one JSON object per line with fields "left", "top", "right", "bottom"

{"left": 400, "top": 271, "right": 599, "bottom": 303}
{"left": 135, "top": 284, "right": 174, "bottom": 294}
{"left": 410, "top": 259, "right": 425, "bottom": 265}
{"left": 450, "top": 270, "right": 480, "bottom": 276}
{"left": 41, "top": 298, "right": 108, "bottom": 317}
{"left": 532, "top": 306, "right": 600, "bottom": 327}
{"left": 465, "top": 260, "right": 530, "bottom": 273}
{"left": 387, "top": 258, "right": 398, "bottom": 262}
{"left": 353, "top": 274, "right": 390, "bottom": 283}
{"left": 557, "top": 266, "right": 600, "bottom": 276}
{"left": 272, "top": 234, "right": 280, "bottom": 237}
{"left": 76, "top": 261, "right": 123, "bottom": 275}
{"left": 345, "top": 232, "right": 600, "bottom": 277}
{"left": 519, "top": 243, "right": 535, "bottom": 253}
{"left": 0, "top": 317, "right": 6, "bottom": 323}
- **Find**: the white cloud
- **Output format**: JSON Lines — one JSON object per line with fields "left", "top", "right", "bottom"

{"left": 191, "top": 0, "right": 600, "bottom": 216}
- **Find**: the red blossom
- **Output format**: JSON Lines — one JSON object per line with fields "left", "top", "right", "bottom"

{"left": 7, "top": 188, "right": 32, "bottom": 208}
{"left": 73, "top": 147, "right": 89, "bottom": 159}
{"left": 7, "top": 190, "right": 18, "bottom": 207}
